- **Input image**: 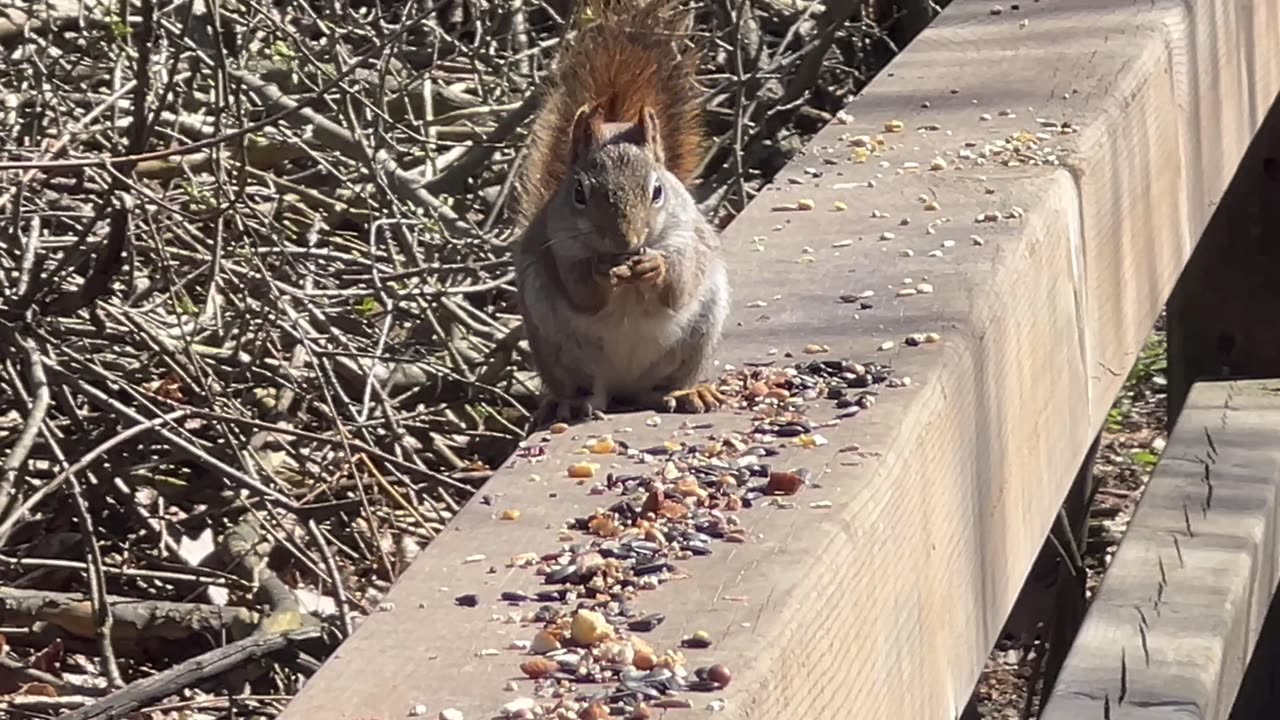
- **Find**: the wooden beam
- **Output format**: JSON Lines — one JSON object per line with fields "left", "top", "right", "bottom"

{"left": 1167, "top": 92, "right": 1280, "bottom": 426}
{"left": 1039, "top": 379, "right": 1280, "bottom": 719}
{"left": 277, "top": 2, "right": 1280, "bottom": 719}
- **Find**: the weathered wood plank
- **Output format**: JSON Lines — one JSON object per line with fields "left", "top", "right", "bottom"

{"left": 1040, "top": 379, "right": 1280, "bottom": 719}
{"left": 277, "top": 1, "right": 1280, "bottom": 718}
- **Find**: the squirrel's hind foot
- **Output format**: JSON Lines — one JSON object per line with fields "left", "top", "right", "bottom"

{"left": 533, "top": 397, "right": 607, "bottom": 429}
{"left": 660, "top": 384, "right": 726, "bottom": 414}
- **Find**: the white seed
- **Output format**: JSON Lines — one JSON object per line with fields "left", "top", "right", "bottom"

{"left": 927, "top": 250, "right": 943, "bottom": 258}
{"left": 832, "top": 239, "right": 854, "bottom": 248}
{"left": 501, "top": 698, "right": 537, "bottom": 718}
{"left": 879, "top": 231, "right": 896, "bottom": 241}
{"left": 463, "top": 554, "right": 486, "bottom": 564}
{"left": 878, "top": 340, "right": 896, "bottom": 351}
{"left": 917, "top": 283, "right": 935, "bottom": 293}
{"left": 942, "top": 239, "right": 956, "bottom": 248}
{"left": 929, "top": 157, "right": 947, "bottom": 171}
{"left": 897, "top": 288, "right": 918, "bottom": 297}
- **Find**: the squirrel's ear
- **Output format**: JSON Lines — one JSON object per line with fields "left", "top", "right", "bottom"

{"left": 571, "top": 104, "right": 605, "bottom": 166}
{"left": 638, "top": 106, "right": 666, "bottom": 166}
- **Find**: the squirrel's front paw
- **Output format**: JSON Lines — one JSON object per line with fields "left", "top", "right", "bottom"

{"left": 661, "top": 383, "right": 725, "bottom": 414}
{"left": 607, "top": 251, "right": 665, "bottom": 287}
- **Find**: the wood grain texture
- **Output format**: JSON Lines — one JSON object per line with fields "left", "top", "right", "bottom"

{"left": 1040, "top": 379, "right": 1280, "bottom": 719}
{"left": 277, "top": 1, "right": 1280, "bottom": 718}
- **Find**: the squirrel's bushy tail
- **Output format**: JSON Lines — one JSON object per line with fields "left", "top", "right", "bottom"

{"left": 510, "top": 0, "right": 705, "bottom": 228}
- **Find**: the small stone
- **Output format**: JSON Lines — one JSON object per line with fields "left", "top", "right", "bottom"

{"left": 408, "top": 705, "right": 428, "bottom": 718}
{"left": 500, "top": 509, "right": 521, "bottom": 521}
{"left": 927, "top": 250, "right": 944, "bottom": 258}
{"left": 832, "top": 200, "right": 848, "bottom": 211}
{"left": 883, "top": 119, "right": 904, "bottom": 132}
{"left": 832, "top": 239, "right": 854, "bottom": 248}
{"left": 579, "top": 703, "right": 609, "bottom": 720}
{"left": 682, "top": 630, "right": 714, "bottom": 649}
{"left": 530, "top": 629, "right": 561, "bottom": 654}
{"left": 990, "top": 5, "right": 1003, "bottom": 14}
{"left": 971, "top": 235, "right": 986, "bottom": 246}
{"left": 520, "top": 658, "right": 558, "bottom": 679}
{"left": 463, "top": 554, "right": 486, "bottom": 564}
{"left": 707, "top": 699, "right": 728, "bottom": 712}
{"left": 571, "top": 609, "right": 614, "bottom": 645}
{"left": 795, "top": 198, "right": 817, "bottom": 211}
{"left": 809, "top": 500, "right": 834, "bottom": 509}
{"left": 878, "top": 340, "right": 896, "bottom": 351}
{"left": 929, "top": 157, "right": 947, "bottom": 171}
{"left": 923, "top": 200, "right": 940, "bottom": 211}
{"left": 588, "top": 436, "right": 616, "bottom": 454}
{"left": 438, "top": 708, "right": 463, "bottom": 720}
{"left": 942, "top": 239, "right": 956, "bottom": 248}
{"left": 501, "top": 698, "right": 537, "bottom": 718}
{"left": 899, "top": 249, "right": 914, "bottom": 258}
{"left": 917, "top": 283, "right": 934, "bottom": 294}
{"left": 567, "top": 462, "right": 597, "bottom": 479}
{"left": 549, "top": 423, "right": 569, "bottom": 434}
{"left": 879, "top": 231, "right": 896, "bottom": 241}
{"left": 851, "top": 134, "right": 873, "bottom": 147}
{"left": 896, "top": 288, "right": 917, "bottom": 297}
{"left": 634, "top": 648, "right": 658, "bottom": 670}
{"left": 455, "top": 593, "right": 479, "bottom": 607}
{"left": 766, "top": 470, "right": 806, "bottom": 495}
{"left": 798, "top": 434, "right": 828, "bottom": 448}
{"left": 801, "top": 344, "right": 829, "bottom": 354}
{"left": 708, "top": 664, "right": 733, "bottom": 687}
{"left": 979, "top": 112, "right": 993, "bottom": 121}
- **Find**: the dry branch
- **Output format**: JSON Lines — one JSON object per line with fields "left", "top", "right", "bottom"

{"left": 0, "top": 0, "right": 940, "bottom": 715}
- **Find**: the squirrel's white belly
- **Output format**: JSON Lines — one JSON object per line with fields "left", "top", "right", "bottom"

{"left": 574, "top": 292, "right": 686, "bottom": 395}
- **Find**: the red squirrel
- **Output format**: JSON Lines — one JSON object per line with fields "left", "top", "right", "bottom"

{"left": 512, "top": 0, "right": 730, "bottom": 426}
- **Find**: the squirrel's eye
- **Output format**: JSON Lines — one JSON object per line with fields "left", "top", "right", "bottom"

{"left": 650, "top": 179, "right": 664, "bottom": 206}
{"left": 573, "top": 179, "right": 587, "bottom": 207}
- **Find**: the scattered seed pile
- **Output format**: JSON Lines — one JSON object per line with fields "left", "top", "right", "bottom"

{"left": 446, "top": 357, "right": 903, "bottom": 720}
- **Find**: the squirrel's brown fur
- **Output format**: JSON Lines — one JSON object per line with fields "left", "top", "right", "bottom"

{"left": 510, "top": 0, "right": 705, "bottom": 229}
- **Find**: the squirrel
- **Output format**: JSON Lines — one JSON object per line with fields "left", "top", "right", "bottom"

{"left": 511, "top": 0, "right": 730, "bottom": 425}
